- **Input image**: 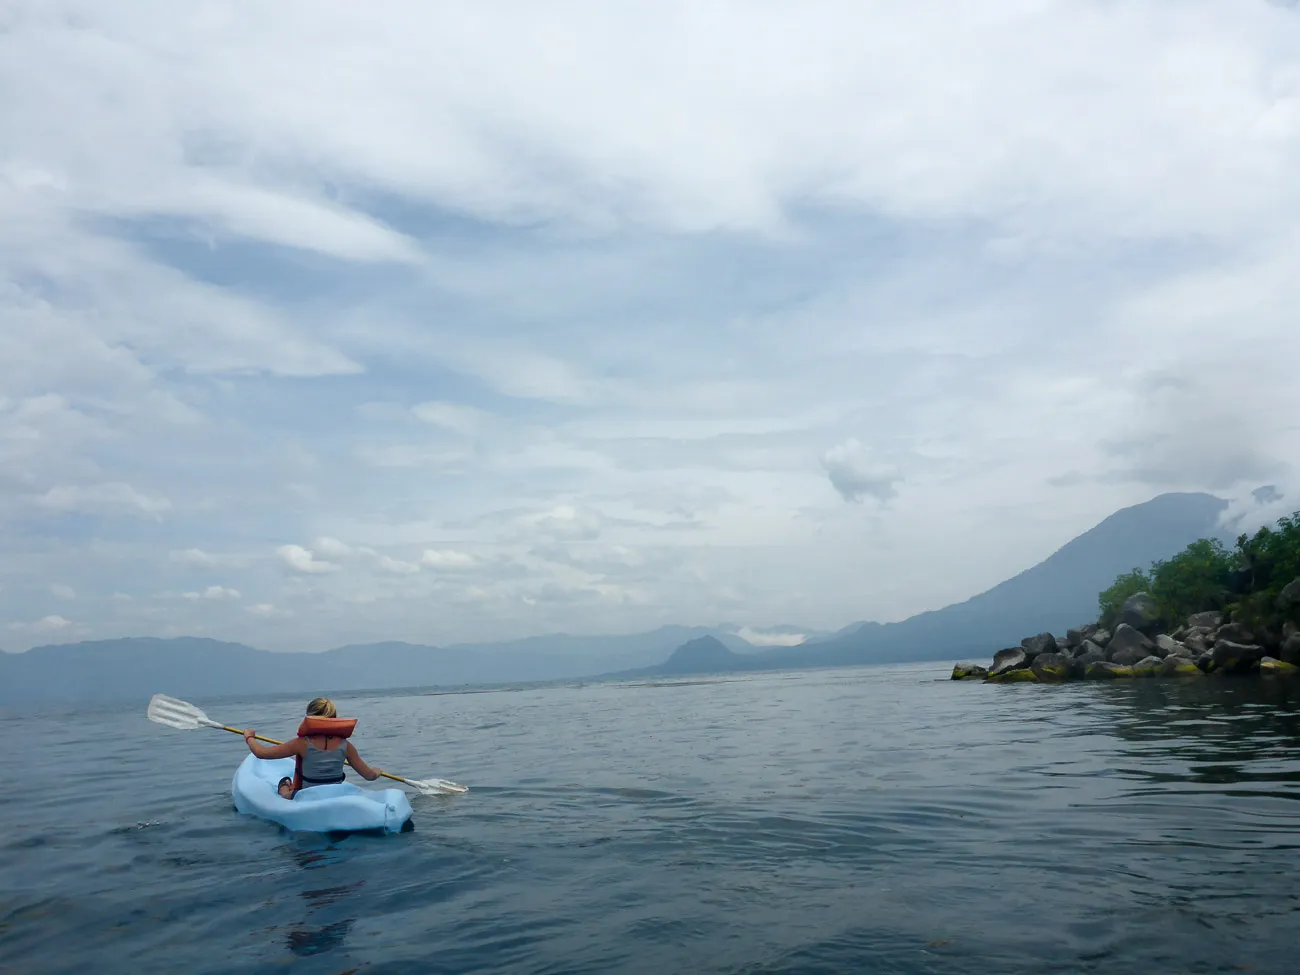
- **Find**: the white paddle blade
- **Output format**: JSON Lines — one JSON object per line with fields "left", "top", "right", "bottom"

{"left": 407, "top": 777, "right": 469, "bottom": 796}
{"left": 147, "top": 693, "right": 217, "bottom": 731}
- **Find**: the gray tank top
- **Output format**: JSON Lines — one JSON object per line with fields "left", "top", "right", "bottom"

{"left": 299, "top": 739, "right": 346, "bottom": 786}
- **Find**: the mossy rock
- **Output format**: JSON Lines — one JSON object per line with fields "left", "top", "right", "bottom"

{"left": 985, "top": 668, "right": 1038, "bottom": 683}
{"left": 1159, "top": 657, "right": 1203, "bottom": 677}
{"left": 1131, "top": 655, "right": 1164, "bottom": 678}
{"left": 1260, "top": 657, "right": 1300, "bottom": 676}
{"left": 989, "top": 647, "right": 1028, "bottom": 676}
{"left": 951, "top": 663, "right": 989, "bottom": 680}
{"left": 1084, "top": 661, "right": 1135, "bottom": 679}
{"left": 1030, "top": 652, "right": 1071, "bottom": 682}
{"left": 1210, "top": 639, "right": 1266, "bottom": 674}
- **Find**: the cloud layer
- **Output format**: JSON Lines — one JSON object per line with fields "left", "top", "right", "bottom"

{"left": 2, "top": 1, "right": 1299, "bottom": 650}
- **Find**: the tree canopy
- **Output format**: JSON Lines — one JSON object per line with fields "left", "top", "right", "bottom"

{"left": 1098, "top": 510, "right": 1300, "bottom": 631}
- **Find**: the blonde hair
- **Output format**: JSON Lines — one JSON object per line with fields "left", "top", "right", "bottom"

{"left": 306, "top": 697, "right": 337, "bottom": 718}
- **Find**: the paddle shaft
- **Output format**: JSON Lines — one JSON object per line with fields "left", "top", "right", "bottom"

{"left": 219, "top": 725, "right": 280, "bottom": 746}
{"left": 220, "top": 724, "right": 410, "bottom": 786}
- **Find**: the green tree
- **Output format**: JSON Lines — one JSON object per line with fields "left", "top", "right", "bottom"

{"left": 1096, "top": 508, "right": 1300, "bottom": 633}
{"left": 1147, "top": 538, "right": 1234, "bottom": 622}
{"left": 1230, "top": 514, "right": 1300, "bottom": 626}
{"left": 1099, "top": 568, "right": 1151, "bottom": 627}
{"left": 1233, "top": 515, "right": 1300, "bottom": 594}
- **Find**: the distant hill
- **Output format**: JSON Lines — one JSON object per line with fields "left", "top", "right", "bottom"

{"left": 0, "top": 637, "right": 282, "bottom": 705}
{"left": 608, "top": 636, "right": 745, "bottom": 678}
{"left": 1, "top": 491, "right": 1236, "bottom": 702}
{"left": 617, "top": 492, "right": 1233, "bottom": 678}
{"left": 0, "top": 625, "right": 755, "bottom": 706}
{"left": 752, "top": 491, "right": 1230, "bottom": 669}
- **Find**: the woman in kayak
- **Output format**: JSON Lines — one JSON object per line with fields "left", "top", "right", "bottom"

{"left": 244, "top": 697, "right": 383, "bottom": 797}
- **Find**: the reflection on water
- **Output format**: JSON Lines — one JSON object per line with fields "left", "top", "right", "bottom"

{"left": 287, "top": 916, "right": 356, "bottom": 957}
{"left": 277, "top": 837, "right": 369, "bottom": 958}
{"left": 2, "top": 664, "right": 1298, "bottom": 974}
{"left": 1087, "top": 678, "right": 1300, "bottom": 801}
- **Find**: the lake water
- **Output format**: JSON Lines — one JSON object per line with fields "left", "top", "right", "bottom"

{"left": 3, "top": 663, "right": 1299, "bottom": 974}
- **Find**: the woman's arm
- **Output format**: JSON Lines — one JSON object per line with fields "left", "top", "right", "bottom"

{"left": 345, "top": 741, "right": 381, "bottom": 781}
{"left": 243, "top": 730, "right": 302, "bottom": 760}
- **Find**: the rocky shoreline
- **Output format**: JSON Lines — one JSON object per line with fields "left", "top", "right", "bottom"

{"left": 953, "top": 583, "right": 1300, "bottom": 683}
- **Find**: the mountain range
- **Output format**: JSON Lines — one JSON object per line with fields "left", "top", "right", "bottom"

{"left": 0, "top": 491, "right": 1235, "bottom": 705}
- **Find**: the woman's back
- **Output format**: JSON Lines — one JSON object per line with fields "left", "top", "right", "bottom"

{"left": 299, "top": 737, "right": 347, "bottom": 786}
{"left": 243, "top": 696, "right": 383, "bottom": 791}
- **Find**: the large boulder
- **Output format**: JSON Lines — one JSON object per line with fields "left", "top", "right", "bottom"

{"left": 985, "top": 668, "right": 1038, "bottom": 683}
{"left": 1107, "top": 624, "right": 1155, "bottom": 665}
{"left": 1131, "top": 655, "right": 1164, "bottom": 678}
{"left": 1118, "top": 592, "right": 1162, "bottom": 633}
{"left": 1111, "top": 644, "right": 1154, "bottom": 666}
{"left": 1183, "top": 632, "right": 1209, "bottom": 655}
{"left": 1154, "top": 634, "right": 1183, "bottom": 658}
{"left": 1216, "top": 621, "right": 1255, "bottom": 645}
{"left": 1260, "top": 656, "right": 1300, "bottom": 676}
{"left": 951, "top": 663, "right": 988, "bottom": 680}
{"left": 1085, "top": 661, "right": 1134, "bottom": 679}
{"left": 989, "top": 647, "right": 1028, "bottom": 676}
{"left": 1091, "top": 627, "right": 1113, "bottom": 648}
{"left": 1160, "top": 656, "right": 1203, "bottom": 677}
{"left": 1279, "top": 632, "right": 1300, "bottom": 667}
{"left": 1210, "top": 640, "right": 1266, "bottom": 674}
{"left": 1020, "top": 633, "right": 1058, "bottom": 659}
{"left": 1069, "top": 647, "right": 1107, "bottom": 677}
{"left": 1071, "top": 639, "right": 1107, "bottom": 659}
{"left": 1031, "top": 652, "right": 1071, "bottom": 682}
{"left": 1278, "top": 577, "right": 1300, "bottom": 611}
{"left": 1256, "top": 625, "right": 1285, "bottom": 655}
{"left": 1187, "top": 611, "right": 1223, "bottom": 630}
{"left": 1064, "top": 624, "right": 1097, "bottom": 649}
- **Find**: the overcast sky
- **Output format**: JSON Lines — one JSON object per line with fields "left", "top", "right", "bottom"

{"left": 3, "top": 1, "right": 1299, "bottom": 652}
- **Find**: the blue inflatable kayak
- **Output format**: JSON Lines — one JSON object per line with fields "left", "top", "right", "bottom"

{"left": 231, "top": 754, "right": 413, "bottom": 833}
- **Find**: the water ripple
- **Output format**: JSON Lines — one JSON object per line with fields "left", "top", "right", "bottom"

{"left": 3, "top": 664, "right": 1298, "bottom": 973}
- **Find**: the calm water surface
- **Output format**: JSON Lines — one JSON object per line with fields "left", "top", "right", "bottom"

{"left": 3, "top": 663, "right": 1299, "bottom": 974}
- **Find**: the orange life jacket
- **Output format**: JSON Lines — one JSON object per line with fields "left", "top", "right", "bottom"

{"left": 292, "top": 717, "right": 357, "bottom": 793}
{"left": 297, "top": 717, "right": 357, "bottom": 739}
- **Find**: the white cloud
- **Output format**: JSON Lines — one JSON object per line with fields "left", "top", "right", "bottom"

{"left": 36, "top": 482, "right": 171, "bottom": 515}
{"left": 420, "top": 549, "right": 476, "bottom": 569}
{"left": 313, "top": 537, "right": 352, "bottom": 558}
{"left": 50, "top": 584, "right": 75, "bottom": 600}
{"left": 527, "top": 505, "right": 606, "bottom": 541}
{"left": 377, "top": 555, "right": 420, "bottom": 575}
{"left": 248, "top": 603, "right": 292, "bottom": 619}
{"left": 734, "top": 626, "right": 807, "bottom": 647}
{"left": 7, "top": 615, "right": 73, "bottom": 634}
{"left": 821, "top": 439, "right": 901, "bottom": 504}
{"left": 354, "top": 444, "right": 474, "bottom": 470}
{"left": 3, "top": 1, "right": 1300, "bottom": 651}
{"left": 1219, "top": 484, "right": 1296, "bottom": 540}
{"left": 123, "top": 177, "right": 427, "bottom": 266}
{"left": 411, "top": 401, "right": 490, "bottom": 435}
{"left": 276, "top": 544, "right": 342, "bottom": 575}
{"left": 171, "top": 548, "right": 219, "bottom": 568}
{"left": 183, "top": 585, "right": 240, "bottom": 601}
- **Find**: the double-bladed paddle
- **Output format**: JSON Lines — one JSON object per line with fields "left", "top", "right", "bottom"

{"left": 146, "top": 693, "right": 469, "bottom": 796}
